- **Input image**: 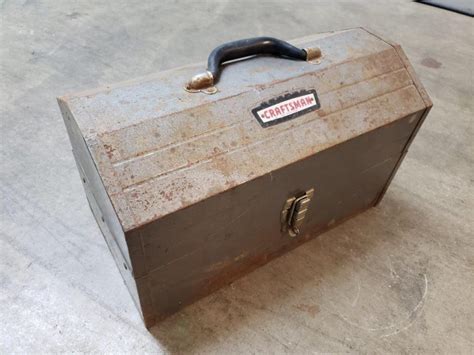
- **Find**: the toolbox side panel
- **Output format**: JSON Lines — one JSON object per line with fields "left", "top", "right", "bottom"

{"left": 58, "top": 100, "right": 145, "bottom": 318}
{"left": 133, "top": 110, "right": 424, "bottom": 326}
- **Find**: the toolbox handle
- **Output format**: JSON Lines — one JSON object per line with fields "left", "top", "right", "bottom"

{"left": 185, "top": 37, "right": 322, "bottom": 94}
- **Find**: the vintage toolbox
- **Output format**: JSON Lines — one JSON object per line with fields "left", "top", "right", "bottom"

{"left": 58, "top": 28, "right": 432, "bottom": 328}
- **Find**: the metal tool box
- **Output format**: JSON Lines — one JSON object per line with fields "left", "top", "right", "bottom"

{"left": 58, "top": 28, "right": 432, "bottom": 328}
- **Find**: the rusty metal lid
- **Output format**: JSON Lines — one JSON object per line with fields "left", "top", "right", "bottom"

{"left": 59, "top": 28, "right": 430, "bottom": 231}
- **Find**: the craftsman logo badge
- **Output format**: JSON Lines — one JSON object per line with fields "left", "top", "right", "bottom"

{"left": 252, "top": 89, "right": 321, "bottom": 127}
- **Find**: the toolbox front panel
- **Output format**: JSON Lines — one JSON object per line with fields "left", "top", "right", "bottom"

{"left": 131, "top": 109, "right": 424, "bottom": 322}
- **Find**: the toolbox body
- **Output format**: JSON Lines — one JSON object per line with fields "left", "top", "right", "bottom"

{"left": 58, "top": 28, "right": 432, "bottom": 328}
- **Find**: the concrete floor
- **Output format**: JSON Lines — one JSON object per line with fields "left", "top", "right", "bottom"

{"left": 1, "top": 0, "right": 473, "bottom": 353}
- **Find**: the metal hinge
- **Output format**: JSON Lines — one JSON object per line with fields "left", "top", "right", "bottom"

{"left": 280, "top": 188, "right": 314, "bottom": 237}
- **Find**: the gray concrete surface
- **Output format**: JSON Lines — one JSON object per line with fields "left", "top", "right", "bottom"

{"left": 1, "top": 0, "right": 473, "bottom": 353}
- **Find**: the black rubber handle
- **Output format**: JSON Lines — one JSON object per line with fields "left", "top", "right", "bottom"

{"left": 208, "top": 37, "right": 307, "bottom": 81}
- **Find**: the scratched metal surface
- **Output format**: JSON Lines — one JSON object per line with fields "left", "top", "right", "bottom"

{"left": 60, "top": 28, "right": 426, "bottom": 231}
{"left": 1, "top": 1, "right": 473, "bottom": 353}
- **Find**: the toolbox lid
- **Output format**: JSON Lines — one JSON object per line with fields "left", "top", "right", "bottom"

{"left": 58, "top": 28, "right": 431, "bottom": 231}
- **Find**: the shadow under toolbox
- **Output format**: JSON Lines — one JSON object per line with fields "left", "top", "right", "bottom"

{"left": 58, "top": 28, "right": 432, "bottom": 328}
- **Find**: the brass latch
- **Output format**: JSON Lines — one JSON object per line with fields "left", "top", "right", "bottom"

{"left": 280, "top": 188, "right": 314, "bottom": 237}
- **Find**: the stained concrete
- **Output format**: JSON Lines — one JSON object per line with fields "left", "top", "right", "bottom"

{"left": 1, "top": 0, "right": 473, "bottom": 353}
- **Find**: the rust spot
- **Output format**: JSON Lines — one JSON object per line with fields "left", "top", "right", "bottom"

{"left": 252, "top": 67, "right": 268, "bottom": 74}
{"left": 225, "top": 179, "right": 237, "bottom": 187}
{"left": 103, "top": 143, "right": 116, "bottom": 159}
{"left": 159, "top": 190, "right": 174, "bottom": 202}
{"left": 293, "top": 303, "right": 320, "bottom": 317}
{"left": 213, "top": 156, "right": 233, "bottom": 178}
{"left": 421, "top": 57, "right": 442, "bottom": 69}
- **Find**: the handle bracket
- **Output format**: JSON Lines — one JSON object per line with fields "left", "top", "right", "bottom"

{"left": 184, "top": 71, "right": 217, "bottom": 94}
